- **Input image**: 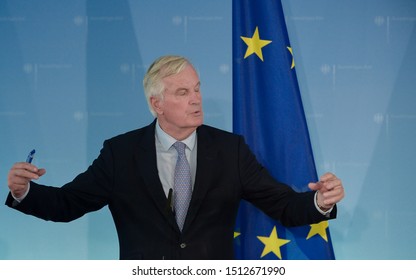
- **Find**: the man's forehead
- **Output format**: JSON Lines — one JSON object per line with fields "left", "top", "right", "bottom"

{"left": 163, "top": 66, "right": 199, "bottom": 87}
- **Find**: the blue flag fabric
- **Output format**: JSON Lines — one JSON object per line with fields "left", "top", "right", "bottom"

{"left": 232, "top": 0, "right": 335, "bottom": 259}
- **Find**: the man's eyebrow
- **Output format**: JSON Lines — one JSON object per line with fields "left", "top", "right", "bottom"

{"left": 175, "top": 82, "right": 201, "bottom": 92}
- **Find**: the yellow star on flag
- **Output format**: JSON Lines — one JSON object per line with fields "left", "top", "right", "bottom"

{"left": 234, "top": 231, "right": 241, "bottom": 238}
{"left": 306, "top": 221, "right": 329, "bottom": 242}
{"left": 241, "top": 26, "right": 272, "bottom": 61}
{"left": 287, "top": 46, "right": 295, "bottom": 69}
{"left": 257, "top": 226, "right": 290, "bottom": 259}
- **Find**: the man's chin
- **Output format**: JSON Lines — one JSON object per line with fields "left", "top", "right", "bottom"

{"left": 190, "top": 114, "right": 203, "bottom": 124}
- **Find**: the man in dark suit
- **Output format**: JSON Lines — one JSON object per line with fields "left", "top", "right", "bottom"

{"left": 6, "top": 55, "right": 345, "bottom": 259}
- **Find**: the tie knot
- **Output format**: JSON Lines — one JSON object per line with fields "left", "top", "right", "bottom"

{"left": 173, "top": 141, "right": 186, "bottom": 156}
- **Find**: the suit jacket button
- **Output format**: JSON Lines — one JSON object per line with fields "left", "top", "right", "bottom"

{"left": 180, "top": 243, "right": 187, "bottom": 249}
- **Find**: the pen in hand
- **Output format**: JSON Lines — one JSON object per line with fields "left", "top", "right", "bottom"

{"left": 10, "top": 149, "right": 37, "bottom": 202}
{"left": 24, "top": 149, "right": 46, "bottom": 179}
{"left": 26, "top": 149, "right": 36, "bottom": 163}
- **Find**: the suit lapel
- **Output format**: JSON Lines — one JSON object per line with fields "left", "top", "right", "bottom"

{"left": 182, "top": 126, "right": 218, "bottom": 232}
{"left": 134, "top": 121, "right": 180, "bottom": 232}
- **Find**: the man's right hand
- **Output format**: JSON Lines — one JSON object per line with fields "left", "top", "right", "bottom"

{"left": 7, "top": 163, "right": 46, "bottom": 199}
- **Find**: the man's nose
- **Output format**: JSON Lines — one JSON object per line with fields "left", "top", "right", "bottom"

{"left": 190, "top": 90, "right": 201, "bottom": 103}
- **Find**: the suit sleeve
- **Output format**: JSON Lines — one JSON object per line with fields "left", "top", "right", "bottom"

{"left": 5, "top": 140, "right": 115, "bottom": 222}
{"left": 237, "top": 136, "right": 336, "bottom": 227}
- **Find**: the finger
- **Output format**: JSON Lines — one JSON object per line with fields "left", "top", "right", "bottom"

{"left": 320, "top": 178, "right": 342, "bottom": 192}
{"left": 323, "top": 196, "right": 341, "bottom": 206}
{"left": 37, "top": 168, "right": 46, "bottom": 176}
{"left": 11, "top": 162, "right": 39, "bottom": 172}
{"left": 321, "top": 185, "right": 343, "bottom": 197}
{"left": 11, "top": 162, "right": 45, "bottom": 177}
{"left": 308, "top": 182, "right": 322, "bottom": 191}
{"left": 13, "top": 168, "right": 41, "bottom": 180}
{"left": 320, "top": 172, "right": 336, "bottom": 182}
{"left": 322, "top": 186, "right": 345, "bottom": 205}
{"left": 8, "top": 167, "right": 40, "bottom": 184}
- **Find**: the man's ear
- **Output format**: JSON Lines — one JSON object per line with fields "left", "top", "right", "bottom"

{"left": 150, "top": 96, "right": 163, "bottom": 115}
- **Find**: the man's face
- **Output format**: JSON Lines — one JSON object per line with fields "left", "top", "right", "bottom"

{"left": 152, "top": 64, "right": 203, "bottom": 139}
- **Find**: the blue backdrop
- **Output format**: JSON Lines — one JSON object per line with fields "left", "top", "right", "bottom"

{"left": 1, "top": 0, "right": 415, "bottom": 260}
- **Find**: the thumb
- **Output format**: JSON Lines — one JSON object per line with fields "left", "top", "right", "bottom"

{"left": 36, "top": 168, "right": 47, "bottom": 177}
{"left": 308, "top": 181, "right": 323, "bottom": 191}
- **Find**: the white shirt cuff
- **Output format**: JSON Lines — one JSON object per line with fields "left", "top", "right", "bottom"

{"left": 314, "top": 191, "right": 333, "bottom": 216}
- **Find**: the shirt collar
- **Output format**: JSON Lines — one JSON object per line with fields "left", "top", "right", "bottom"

{"left": 155, "top": 120, "right": 196, "bottom": 151}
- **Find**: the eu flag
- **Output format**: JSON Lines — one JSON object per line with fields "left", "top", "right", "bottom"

{"left": 232, "top": 0, "right": 335, "bottom": 259}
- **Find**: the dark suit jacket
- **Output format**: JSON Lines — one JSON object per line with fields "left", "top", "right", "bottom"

{"left": 6, "top": 121, "right": 336, "bottom": 259}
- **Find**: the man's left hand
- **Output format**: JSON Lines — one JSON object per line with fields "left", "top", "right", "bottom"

{"left": 308, "top": 172, "right": 345, "bottom": 210}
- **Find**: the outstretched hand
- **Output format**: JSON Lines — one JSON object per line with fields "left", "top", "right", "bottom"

{"left": 308, "top": 172, "right": 345, "bottom": 210}
{"left": 7, "top": 162, "right": 46, "bottom": 199}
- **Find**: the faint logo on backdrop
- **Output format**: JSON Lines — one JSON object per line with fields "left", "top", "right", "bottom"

{"left": 320, "top": 64, "right": 332, "bottom": 75}
{"left": 374, "top": 113, "right": 416, "bottom": 136}
{"left": 73, "top": 16, "right": 85, "bottom": 26}
{"left": 172, "top": 16, "right": 182, "bottom": 26}
{"left": 120, "top": 63, "right": 148, "bottom": 89}
{"left": 73, "top": 15, "right": 125, "bottom": 27}
{"left": 374, "top": 15, "right": 416, "bottom": 44}
{"left": 219, "top": 64, "right": 230, "bottom": 75}
{"left": 73, "top": 111, "right": 85, "bottom": 122}
{"left": 373, "top": 113, "right": 384, "bottom": 125}
{"left": 174, "top": 15, "right": 230, "bottom": 76}
{"left": 22, "top": 63, "right": 72, "bottom": 89}
{"left": 171, "top": 15, "right": 223, "bottom": 43}
{"left": 320, "top": 64, "right": 372, "bottom": 89}
{"left": 23, "top": 63, "right": 34, "bottom": 74}
{"left": 374, "top": 16, "right": 385, "bottom": 27}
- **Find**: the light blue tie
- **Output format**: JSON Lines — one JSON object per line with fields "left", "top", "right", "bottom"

{"left": 173, "top": 141, "right": 192, "bottom": 231}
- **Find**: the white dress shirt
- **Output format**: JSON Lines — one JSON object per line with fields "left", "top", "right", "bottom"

{"left": 155, "top": 120, "right": 197, "bottom": 197}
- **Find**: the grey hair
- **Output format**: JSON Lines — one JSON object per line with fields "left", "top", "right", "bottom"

{"left": 143, "top": 55, "right": 191, "bottom": 117}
